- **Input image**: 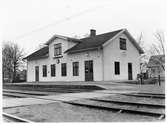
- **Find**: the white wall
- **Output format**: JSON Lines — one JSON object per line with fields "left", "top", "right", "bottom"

{"left": 103, "top": 33, "right": 140, "bottom": 81}
{"left": 67, "top": 50, "right": 103, "bottom": 81}
{"left": 27, "top": 32, "right": 141, "bottom": 82}
{"left": 27, "top": 38, "right": 103, "bottom": 82}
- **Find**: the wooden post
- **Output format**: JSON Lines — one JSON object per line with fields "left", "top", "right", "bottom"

{"left": 140, "top": 74, "right": 143, "bottom": 85}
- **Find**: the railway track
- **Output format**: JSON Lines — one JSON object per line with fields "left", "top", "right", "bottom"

{"left": 64, "top": 99, "right": 165, "bottom": 120}
{"left": 90, "top": 98, "right": 165, "bottom": 108}
{"left": 3, "top": 89, "right": 49, "bottom": 98}
{"left": 3, "top": 89, "right": 165, "bottom": 120}
{"left": 121, "top": 93, "right": 165, "bottom": 99}
{"left": 63, "top": 92, "right": 165, "bottom": 120}
{"left": 3, "top": 113, "right": 32, "bottom": 122}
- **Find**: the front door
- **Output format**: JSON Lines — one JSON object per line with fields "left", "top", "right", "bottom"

{"left": 85, "top": 60, "right": 93, "bottom": 81}
{"left": 128, "top": 63, "right": 133, "bottom": 80}
{"left": 35, "top": 66, "right": 39, "bottom": 82}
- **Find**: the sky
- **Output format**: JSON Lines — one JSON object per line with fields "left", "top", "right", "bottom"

{"left": 1, "top": 0, "right": 166, "bottom": 55}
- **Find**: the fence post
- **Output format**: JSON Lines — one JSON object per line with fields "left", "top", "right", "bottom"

{"left": 140, "top": 74, "right": 143, "bottom": 85}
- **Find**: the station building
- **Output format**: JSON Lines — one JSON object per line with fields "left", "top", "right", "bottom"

{"left": 25, "top": 29, "right": 144, "bottom": 82}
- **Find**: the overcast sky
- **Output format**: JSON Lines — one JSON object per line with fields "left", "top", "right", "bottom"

{"left": 1, "top": 0, "right": 166, "bottom": 55}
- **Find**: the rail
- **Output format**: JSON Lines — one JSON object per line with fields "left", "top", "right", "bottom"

{"left": 3, "top": 112, "right": 32, "bottom": 122}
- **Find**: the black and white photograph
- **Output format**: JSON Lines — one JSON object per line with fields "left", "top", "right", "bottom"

{"left": 1, "top": 0, "right": 166, "bottom": 122}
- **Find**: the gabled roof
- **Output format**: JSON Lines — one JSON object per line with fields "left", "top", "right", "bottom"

{"left": 45, "top": 34, "right": 81, "bottom": 45}
{"left": 24, "top": 34, "right": 80, "bottom": 60}
{"left": 24, "top": 46, "right": 49, "bottom": 60}
{"left": 65, "top": 29, "right": 123, "bottom": 53}
{"left": 25, "top": 28, "right": 144, "bottom": 61}
{"left": 148, "top": 55, "right": 165, "bottom": 67}
{"left": 122, "top": 29, "right": 144, "bottom": 54}
{"left": 65, "top": 29, "right": 144, "bottom": 54}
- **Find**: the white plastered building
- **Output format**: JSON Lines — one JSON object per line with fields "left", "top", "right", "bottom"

{"left": 25, "top": 29, "right": 144, "bottom": 82}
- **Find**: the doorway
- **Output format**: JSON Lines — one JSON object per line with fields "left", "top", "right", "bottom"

{"left": 128, "top": 63, "right": 133, "bottom": 80}
{"left": 85, "top": 60, "right": 94, "bottom": 81}
{"left": 35, "top": 66, "right": 39, "bottom": 82}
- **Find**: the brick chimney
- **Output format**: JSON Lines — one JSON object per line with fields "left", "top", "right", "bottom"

{"left": 90, "top": 29, "right": 96, "bottom": 37}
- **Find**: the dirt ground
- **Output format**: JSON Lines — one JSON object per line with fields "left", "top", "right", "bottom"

{"left": 3, "top": 102, "right": 161, "bottom": 122}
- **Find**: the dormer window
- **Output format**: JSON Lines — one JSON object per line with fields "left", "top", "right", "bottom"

{"left": 54, "top": 43, "right": 62, "bottom": 56}
{"left": 120, "top": 38, "right": 126, "bottom": 50}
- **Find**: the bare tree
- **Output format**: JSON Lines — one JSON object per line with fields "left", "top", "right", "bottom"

{"left": 2, "top": 41, "right": 25, "bottom": 83}
{"left": 149, "top": 31, "right": 165, "bottom": 55}
{"left": 148, "top": 31, "right": 165, "bottom": 71}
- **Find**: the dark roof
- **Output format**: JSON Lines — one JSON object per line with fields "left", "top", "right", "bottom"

{"left": 65, "top": 29, "right": 123, "bottom": 53}
{"left": 25, "top": 29, "right": 144, "bottom": 61}
{"left": 148, "top": 55, "right": 165, "bottom": 67}
{"left": 24, "top": 46, "right": 49, "bottom": 60}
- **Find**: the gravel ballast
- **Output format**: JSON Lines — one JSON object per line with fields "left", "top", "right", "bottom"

{"left": 3, "top": 102, "right": 161, "bottom": 122}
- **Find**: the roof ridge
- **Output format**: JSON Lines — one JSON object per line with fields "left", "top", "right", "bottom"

{"left": 53, "top": 34, "right": 80, "bottom": 40}
{"left": 79, "top": 29, "right": 124, "bottom": 40}
{"left": 45, "top": 34, "right": 81, "bottom": 45}
{"left": 65, "top": 29, "right": 125, "bottom": 53}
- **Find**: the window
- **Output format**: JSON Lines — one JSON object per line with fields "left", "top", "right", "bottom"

{"left": 61, "top": 63, "right": 67, "bottom": 76}
{"left": 51, "top": 64, "right": 56, "bottom": 77}
{"left": 73, "top": 62, "right": 79, "bottom": 76}
{"left": 120, "top": 38, "right": 126, "bottom": 50}
{"left": 54, "top": 43, "right": 62, "bottom": 56}
{"left": 43, "top": 65, "right": 47, "bottom": 77}
{"left": 115, "top": 62, "right": 120, "bottom": 75}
